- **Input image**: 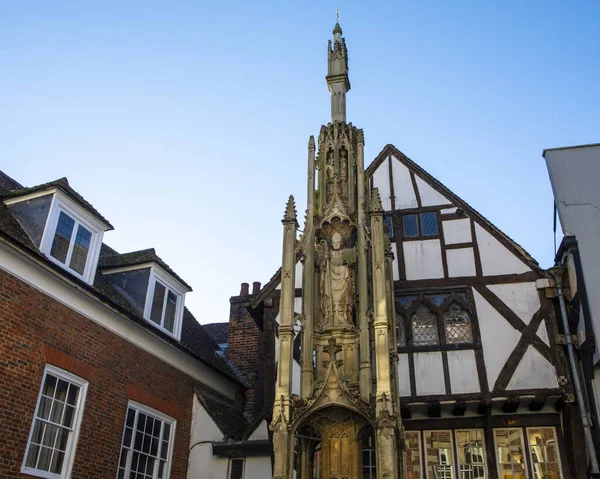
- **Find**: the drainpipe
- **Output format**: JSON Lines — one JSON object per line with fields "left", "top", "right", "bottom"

{"left": 549, "top": 265, "right": 600, "bottom": 475}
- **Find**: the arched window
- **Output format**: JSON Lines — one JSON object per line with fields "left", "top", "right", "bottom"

{"left": 411, "top": 304, "right": 439, "bottom": 346}
{"left": 444, "top": 302, "right": 473, "bottom": 344}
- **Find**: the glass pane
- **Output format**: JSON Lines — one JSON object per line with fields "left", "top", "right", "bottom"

{"left": 66, "top": 384, "right": 80, "bottom": 406}
{"left": 56, "top": 428, "right": 69, "bottom": 451}
{"left": 55, "top": 379, "right": 69, "bottom": 402}
{"left": 456, "top": 430, "right": 486, "bottom": 479}
{"left": 25, "top": 443, "right": 40, "bottom": 468}
{"left": 426, "top": 293, "right": 449, "bottom": 306}
{"left": 396, "top": 314, "right": 406, "bottom": 347}
{"left": 405, "top": 432, "right": 422, "bottom": 479}
{"left": 163, "top": 290, "right": 177, "bottom": 332}
{"left": 31, "top": 421, "right": 45, "bottom": 444}
{"left": 528, "top": 427, "right": 562, "bottom": 479}
{"left": 43, "top": 375, "right": 57, "bottom": 397}
{"left": 383, "top": 216, "right": 394, "bottom": 239}
{"left": 403, "top": 214, "right": 419, "bottom": 238}
{"left": 150, "top": 282, "right": 166, "bottom": 325}
{"left": 420, "top": 212, "right": 439, "bottom": 236}
{"left": 495, "top": 429, "right": 527, "bottom": 477}
{"left": 50, "top": 212, "right": 75, "bottom": 263}
{"left": 425, "top": 431, "right": 454, "bottom": 479}
{"left": 50, "top": 450, "right": 65, "bottom": 473}
{"left": 444, "top": 303, "right": 473, "bottom": 344}
{"left": 69, "top": 225, "right": 92, "bottom": 274}
{"left": 50, "top": 401, "right": 65, "bottom": 425}
{"left": 397, "top": 295, "right": 419, "bottom": 309}
{"left": 37, "top": 446, "right": 53, "bottom": 471}
{"left": 411, "top": 305, "right": 439, "bottom": 346}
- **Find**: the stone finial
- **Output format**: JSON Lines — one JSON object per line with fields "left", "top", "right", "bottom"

{"left": 371, "top": 188, "right": 383, "bottom": 214}
{"left": 282, "top": 195, "right": 297, "bottom": 223}
{"left": 309, "top": 135, "right": 315, "bottom": 149}
{"left": 333, "top": 22, "right": 342, "bottom": 36}
{"left": 356, "top": 129, "right": 364, "bottom": 144}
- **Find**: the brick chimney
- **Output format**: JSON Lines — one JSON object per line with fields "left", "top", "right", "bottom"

{"left": 227, "top": 282, "right": 263, "bottom": 416}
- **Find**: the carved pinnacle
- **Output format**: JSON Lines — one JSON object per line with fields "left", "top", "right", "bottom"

{"left": 282, "top": 195, "right": 297, "bottom": 223}
{"left": 309, "top": 135, "right": 315, "bottom": 149}
{"left": 371, "top": 188, "right": 383, "bottom": 214}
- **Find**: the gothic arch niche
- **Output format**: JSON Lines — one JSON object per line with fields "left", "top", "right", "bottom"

{"left": 293, "top": 406, "right": 372, "bottom": 479}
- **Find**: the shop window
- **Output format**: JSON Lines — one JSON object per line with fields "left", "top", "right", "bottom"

{"left": 455, "top": 429, "right": 486, "bottom": 479}
{"left": 424, "top": 431, "right": 454, "bottom": 479}
{"left": 494, "top": 428, "right": 527, "bottom": 479}
{"left": 527, "top": 427, "right": 562, "bottom": 479}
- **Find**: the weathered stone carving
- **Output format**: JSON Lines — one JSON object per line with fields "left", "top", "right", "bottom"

{"left": 319, "top": 232, "right": 356, "bottom": 329}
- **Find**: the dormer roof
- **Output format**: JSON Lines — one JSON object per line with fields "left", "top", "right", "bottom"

{"left": 99, "top": 247, "right": 192, "bottom": 292}
{"left": 2, "top": 177, "right": 113, "bottom": 230}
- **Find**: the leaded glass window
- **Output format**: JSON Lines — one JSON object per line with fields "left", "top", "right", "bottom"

{"left": 456, "top": 430, "right": 486, "bottom": 479}
{"left": 420, "top": 212, "right": 439, "bottom": 236}
{"left": 527, "top": 427, "right": 562, "bottom": 479}
{"left": 411, "top": 305, "right": 439, "bottom": 346}
{"left": 401, "top": 211, "right": 439, "bottom": 238}
{"left": 444, "top": 303, "right": 473, "bottom": 344}
{"left": 117, "top": 403, "right": 175, "bottom": 479}
{"left": 403, "top": 214, "right": 419, "bottom": 238}
{"left": 22, "top": 366, "right": 88, "bottom": 478}
{"left": 384, "top": 216, "right": 394, "bottom": 239}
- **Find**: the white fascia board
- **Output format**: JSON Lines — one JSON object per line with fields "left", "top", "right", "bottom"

{"left": 102, "top": 262, "right": 191, "bottom": 294}
{"left": 0, "top": 239, "right": 239, "bottom": 399}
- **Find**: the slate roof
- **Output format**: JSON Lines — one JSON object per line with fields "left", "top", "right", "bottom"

{"left": 99, "top": 248, "right": 192, "bottom": 291}
{"left": 0, "top": 170, "right": 242, "bottom": 386}
{"left": 203, "top": 322, "right": 229, "bottom": 345}
{"left": 1, "top": 177, "right": 114, "bottom": 229}
{"left": 198, "top": 393, "right": 250, "bottom": 441}
{"left": 0, "top": 170, "right": 23, "bottom": 194}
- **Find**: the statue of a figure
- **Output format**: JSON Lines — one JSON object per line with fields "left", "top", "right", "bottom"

{"left": 319, "top": 232, "right": 356, "bottom": 328}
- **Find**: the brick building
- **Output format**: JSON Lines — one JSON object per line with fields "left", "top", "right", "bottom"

{"left": 0, "top": 171, "right": 271, "bottom": 479}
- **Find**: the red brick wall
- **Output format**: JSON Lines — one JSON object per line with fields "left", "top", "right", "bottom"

{"left": 0, "top": 268, "right": 194, "bottom": 478}
{"left": 227, "top": 295, "right": 263, "bottom": 416}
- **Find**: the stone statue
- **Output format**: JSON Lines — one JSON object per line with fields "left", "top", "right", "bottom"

{"left": 319, "top": 232, "right": 356, "bottom": 328}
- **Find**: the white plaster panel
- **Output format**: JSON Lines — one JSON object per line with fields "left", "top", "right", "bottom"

{"left": 245, "top": 457, "right": 273, "bottom": 479}
{"left": 446, "top": 248, "right": 476, "bottom": 277}
{"left": 441, "top": 207, "right": 457, "bottom": 214}
{"left": 473, "top": 289, "right": 522, "bottom": 390}
{"left": 442, "top": 219, "right": 472, "bottom": 245}
{"left": 390, "top": 156, "right": 418, "bottom": 210}
{"left": 372, "top": 157, "right": 392, "bottom": 211}
{"left": 276, "top": 260, "right": 303, "bottom": 290}
{"left": 447, "top": 350, "right": 480, "bottom": 394}
{"left": 397, "top": 353, "right": 411, "bottom": 397}
{"left": 507, "top": 345, "right": 558, "bottom": 390}
{"left": 294, "top": 297, "right": 302, "bottom": 314}
{"left": 212, "top": 458, "right": 228, "bottom": 479}
{"left": 390, "top": 242, "right": 400, "bottom": 281}
{"left": 487, "top": 283, "right": 540, "bottom": 325}
{"left": 403, "top": 239, "right": 444, "bottom": 280}
{"left": 186, "top": 443, "right": 213, "bottom": 479}
{"left": 191, "top": 397, "right": 224, "bottom": 442}
{"left": 248, "top": 420, "right": 269, "bottom": 441}
{"left": 414, "top": 352, "right": 446, "bottom": 396}
{"left": 415, "top": 175, "right": 452, "bottom": 207}
{"left": 292, "top": 359, "right": 301, "bottom": 395}
{"left": 474, "top": 224, "right": 531, "bottom": 275}
{"left": 537, "top": 321, "right": 550, "bottom": 346}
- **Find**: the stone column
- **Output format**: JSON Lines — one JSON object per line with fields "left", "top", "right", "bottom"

{"left": 371, "top": 188, "right": 399, "bottom": 479}
{"left": 301, "top": 137, "right": 316, "bottom": 398}
{"left": 272, "top": 196, "right": 297, "bottom": 479}
{"left": 356, "top": 130, "right": 372, "bottom": 401}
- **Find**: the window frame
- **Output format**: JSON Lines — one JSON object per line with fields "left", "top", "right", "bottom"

{"left": 454, "top": 429, "right": 487, "bottom": 479}
{"left": 493, "top": 427, "right": 529, "bottom": 479}
{"left": 34, "top": 191, "right": 106, "bottom": 284}
{"left": 400, "top": 209, "right": 441, "bottom": 241}
{"left": 21, "top": 364, "right": 89, "bottom": 479}
{"left": 117, "top": 400, "right": 177, "bottom": 479}
{"left": 143, "top": 268, "right": 185, "bottom": 340}
{"left": 228, "top": 457, "right": 245, "bottom": 479}
{"left": 396, "top": 288, "right": 479, "bottom": 353}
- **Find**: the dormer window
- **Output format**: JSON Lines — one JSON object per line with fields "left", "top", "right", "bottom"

{"left": 143, "top": 269, "right": 185, "bottom": 338}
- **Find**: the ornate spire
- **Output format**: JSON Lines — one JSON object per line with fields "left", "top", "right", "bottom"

{"left": 326, "top": 15, "right": 350, "bottom": 123}
{"left": 282, "top": 195, "right": 297, "bottom": 223}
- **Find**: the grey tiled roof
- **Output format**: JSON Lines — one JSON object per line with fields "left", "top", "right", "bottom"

{"left": 0, "top": 170, "right": 23, "bottom": 194}
{"left": 198, "top": 394, "right": 249, "bottom": 441}
{"left": 203, "top": 322, "right": 229, "bottom": 345}
{"left": 1, "top": 177, "right": 114, "bottom": 229}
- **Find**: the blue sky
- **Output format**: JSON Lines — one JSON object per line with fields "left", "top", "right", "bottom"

{"left": 1, "top": 1, "right": 598, "bottom": 323}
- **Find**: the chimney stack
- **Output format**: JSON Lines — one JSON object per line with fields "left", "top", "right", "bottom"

{"left": 252, "top": 281, "right": 262, "bottom": 295}
{"left": 240, "top": 282, "right": 249, "bottom": 296}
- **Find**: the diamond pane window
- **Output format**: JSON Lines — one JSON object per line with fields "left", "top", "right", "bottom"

{"left": 420, "top": 212, "right": 439, "bottom": 236}
{"left": 397, "top": 295, "right": 418, "bottom": 309}
{"left": 22, "top": 366, "right": 87, "bottom": 478}
{"left": 527, "top": 427, "right": 562, "bottom": 479}
{"left": 444, "top": 303, "right": 474, "bottom": 344}
{"left": 403, "top": 214, "right": 419, "bottom": 238}
{"left": 411, "top": 305, "right": 439, "bottom": 346}
{"left": 383, "top": 216, "right": 394, "bottom": 239}
{"left": 117, "top": 403, "right": 175, "bottom": 479}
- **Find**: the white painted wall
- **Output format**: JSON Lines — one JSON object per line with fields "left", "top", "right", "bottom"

{"left": 188, "top": 396, "right": 225, "bottom": 479}
{"left": 474, "top": 224, "right": 530, "bottom": 276}
{"left": 247, "top": 420, "right": 269, "bottom": 441}
{"left": 245, "top": 457, "right": 272, "bottom": 479}
{"left": 441, "top": 207, "right": 457, "bottom": 214}
{"left": 442, "top": 219, "right": 472, "bottom": 244}
{"left": 507, "top": 346, "right": 558, "bottom": 390}
{"left": 473, "top": 288, "right": 521, "bottom": 391}
{"left": 414, "top": 352, "right": 445, "bottom": 395}
{"left": 415, "top": 176, "right": 451, "bottom": 207}
{"left": 372, "top": 157, "right": 392, "bottom": 210}
{"left": 538, "top": 321, "right": 550, "bottom": 346}
{"left": 390, "top": 156, "right": 418, "bottom": 210}
{"left": 275, "top": 260, "right": 303, "bottom": 290}
{"left": 447, "top": 350, "right": 480, "bottom": 393}
{"left": 212, "top": 457, "right": 228, "bottom": 479}
{"left": 446, "top": 247, "right": 476, "bottom": 277}
{"left": 403, "top": 240, "right": 444, "bottom": 280}
{"left": 487, "top": 283, "right": 540, "bottom": 325}
{"left": 397, "top": 353, "right": 411, "bottom": 397}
